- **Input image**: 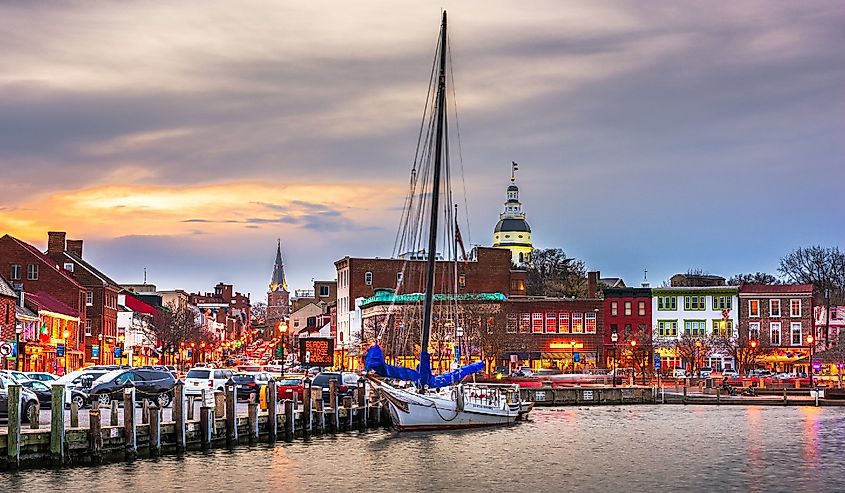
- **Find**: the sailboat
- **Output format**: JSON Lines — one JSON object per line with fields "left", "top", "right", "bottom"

{"left": 364, "top": 11, "right": 533, "bottom": 432}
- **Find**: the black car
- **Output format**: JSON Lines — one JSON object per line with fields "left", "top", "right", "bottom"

{"left": 88, "top": 368, "right": 176, "bottom": 408}
{"left": 310, "top": 372, "right": 361, "bottom": 403}
{"left": 0, "top": 375, "right": 40, "bottom": 423}
{"left": 232, "top": 372, "right": 273, "bottom": 401}
{"left": 21, "top": 380, "right": 88, "bottom": 409}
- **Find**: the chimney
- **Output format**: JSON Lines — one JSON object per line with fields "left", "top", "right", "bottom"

{"left": 587, "top": 271, "right": 600, "bottom": 298}
{"left": 66, "top": 239, "right": 83, "bottom": 258}
{"left": 47, "top": 231, "right": 66, "bottom": 255}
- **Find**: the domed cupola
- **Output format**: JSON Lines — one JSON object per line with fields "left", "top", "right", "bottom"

{"left": 493, "top": 162, "right": 533, "bottom": 266}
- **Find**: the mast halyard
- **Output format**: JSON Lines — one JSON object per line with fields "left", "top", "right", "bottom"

{"left": 420, "top": 10, "right": 448, "bottom": 368}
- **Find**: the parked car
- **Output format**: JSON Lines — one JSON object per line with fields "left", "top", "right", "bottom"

{"left": 184, "top": 368, "right": 233, "bottom": 396}
{"left": 139, "top": 365, "right": 178, "bottom": 379}
{"left": 276, "top": 377, "right": 305, "bottom": 401}
{"left": 0, "top": 370, "right": 33, "bottom": 383}
{"left": 672, "top": 369, "right": 688, "bottom": 379}
{"left": 536, "top": 368, "right": 562, "bottom": 376}
{"left": 311, "top": 372, "right": 361, "bottom": 402}
{"left": 232, "top": 372, "right": 273, "bottom": 400}
{"left": 773, "top": 372, "right": 794, "bottom": 380}
{"left": 21, "top": 380, "right": 88, "bottom": 409}
{"left": 0, "top": 375, "right": 40, "bottom": 423}
{"left": 24, "top": 372, "right": 58, "bottom": 382}
{"left": 722, "top": 369, "right": 739, "bottom": 379}
{"left": 87, "top": 368, "right": 176, "bottom": 407}
{"left": 699, "top": 367, "right": 713, "bottom": 378}
{"left": 748, "top": 369, "right": 772, "bottom": 378}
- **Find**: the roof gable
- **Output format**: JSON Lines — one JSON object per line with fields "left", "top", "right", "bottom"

{"left": 62, "top": 251, "right": 120, "bottom": 288}
{"left": 1, "top": 235, "right": 84, "bottom": 289}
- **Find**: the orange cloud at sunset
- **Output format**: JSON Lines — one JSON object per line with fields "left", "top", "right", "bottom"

{"left": 0, "top": 181, "right": 401, "bottom": 243}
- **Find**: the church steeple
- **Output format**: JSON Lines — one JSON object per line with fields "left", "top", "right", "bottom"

{"left": 269, "top": 239, "right": 288, "bottom": 293}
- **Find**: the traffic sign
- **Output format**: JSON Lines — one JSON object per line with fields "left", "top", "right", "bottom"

{"left": 0, "top": 342, "right": 12, "bottom": 357}
{"left": 573, "top": 352, "right": 580, "bottom": 363}
{"left": 654, "top": 357, "right": 661, "bottom": 370}
{"left": 92, "top": 345, "right": 99, "bottom": 358}
{"left": 57, "top": 344, "right": 66, "bottom": 357}
{"left": 114, "top": 347, "right": 121, "bottom": 358}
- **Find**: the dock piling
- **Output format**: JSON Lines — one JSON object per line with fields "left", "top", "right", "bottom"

{"left": 110, "top": 400, "right": 119, "bottom": 426}
{"left": 149, "top": 404, "right": 161, "bottom": 456}
{"left": 89, "top": 407, "right": 102, "bottom": 463}
{"left": 248, "top": 402, "right": 259, "bottom": 443}
{"left": 70, "top": 401, "right": 79, "bottom": 428}
{"left": 7, "top": 384, "right": 21, "bottom": 468}
{"left": 174, "top": 381, "right": 186, "bottom": 452}
{"left": 50, "top": 384, "right": 65, "bottom": 465}
{"left": 225, "top": 378, "right": 237, "bottom": 445}
{"left": 200, "top": 405, "right": 213, "bottom": 450}
{"left": 357, "top": 377, "right": 366, "bottom": 432}
{"left": 123, "top": 382, "right": 137, "bottom": 461}
{"left": 267, "top": 379, "right": 277, "bottom": 442}
{"left": 303, "top": 377, "right": 312, "bottom": 435}
{"left": 284, "top": 399, "right": 294, "bottom": 442}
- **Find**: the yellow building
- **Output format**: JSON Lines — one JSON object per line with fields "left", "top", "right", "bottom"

{"left": 492, "top": 165, "right": 533, "bottom": 266}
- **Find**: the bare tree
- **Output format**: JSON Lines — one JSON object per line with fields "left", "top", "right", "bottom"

{"left": 526, "top": 248, "right": 588, "bottom": 298}
{"left": 620, "top": 327, "right": 655, "bottom": 383}
{"left": 712, "top": 328, "right": 770, "bottom": 376}
{"left": 672, "top": 334, "right": 716, "bottom": 377}
{"left": 149, "top": 301, "right": 216, "bottom": 364}
{"left": 727, "top": 272, "right": 781, "bottom": 286}
{"left": 779, "top": 246, "right": 845, "bottom": 347}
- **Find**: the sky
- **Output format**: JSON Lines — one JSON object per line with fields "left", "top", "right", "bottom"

{"left": 1, "top": 1, "right": 843, "bottom": 301}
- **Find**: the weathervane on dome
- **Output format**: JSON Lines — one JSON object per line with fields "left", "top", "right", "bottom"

{"left": 511, "top": 161, "right": 519, "bottom": 182}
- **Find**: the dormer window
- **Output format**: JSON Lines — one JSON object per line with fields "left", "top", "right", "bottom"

{"left": 64, "top": 262, "right": 74, "bottom": 272}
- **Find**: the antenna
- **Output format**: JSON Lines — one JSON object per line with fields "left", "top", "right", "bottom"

{"left": 143, "top": 267, "right": 147, "bottom": 284}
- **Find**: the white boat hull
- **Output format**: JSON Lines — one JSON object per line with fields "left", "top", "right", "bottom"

{"left": 376, "top": 381, "right": 529, "bottom": 432}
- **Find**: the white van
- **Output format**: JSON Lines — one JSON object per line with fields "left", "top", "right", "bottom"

{"left": 184, "top": 368, "right": 233, "bottom": 396}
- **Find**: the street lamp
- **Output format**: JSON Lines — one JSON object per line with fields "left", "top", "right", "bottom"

{"left": 15, "top": 323, "right": 23, "bottom": 372}
{"left": 62, "top": 328, "right": 70, "bottom": 374}
{"left": 571, "top": 340, "right": 578, "bottom": 374}
{"left": 611, "top": 331, "right": 618, "bottom": 387}
{"left": 807, "top": 334, "right": 815, "bottom": 388}
{"left": 694, "top": 340, "right": 703, "bottom": 378}
{"left": 277, "top": 321, "right": 287, "bottom": 372}
{"left": 630, "top": 340, "right": 637, "bottom": 384}
{"left": 118, "top": 334, "right": 125, "bottom": 366}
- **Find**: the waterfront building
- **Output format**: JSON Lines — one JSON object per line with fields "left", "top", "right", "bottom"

{"left": 738, "top": 283, "right": 814, "bottom": 373}
{"left": 815, "top": 305, "right": 845, "bottom": 347}
{"left": 492, "top": 169, "right": 534, "bottom": 267}
{"left": 45, "top": 231, "right": 120, "bottom": 365}
{"left": 651, "top": 285, "right": 739, "bottom": 371}
{"left": 0, "top": 234, "right": 87, "bottom": 370}
{"left": 0, "top": 275, "right": 16, "bottom": 344}
{"left": 21, "top": 291, "right": 81, "bottom": 373}
{"left": 335, "top": 246, "right": 527, "bottom": 368}
{"left": 117, "top": 290, "right": 159, "bottom": 366}
{"left": 603, "top": 286, "right": 652, "bottom": 368}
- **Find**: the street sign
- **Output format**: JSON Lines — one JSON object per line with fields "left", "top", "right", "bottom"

{"left": 573, "top": 352, "right": 580, "bottom": 363}
{"left": 114, "top": 347, "right": 121, "bottom": 358}
{"left": 275, "top": 346, "right": 283, "bottom": 358}
{"left": 0, "top": 342, "right": 11, "bottom": 357}
{"left": 57, "top": 344, "right": 66, "bottom": 357}
{"left": 299, "top": 338, "right": 333, "bottom": 367}
{"left": 91, "top": 345, "right": 99, "bottom": 358}
{"left": 654, "top": 353, "right": 661, "bottom": 369}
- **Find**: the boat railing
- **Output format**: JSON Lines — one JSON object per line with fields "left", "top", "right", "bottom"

{"left": 463, "top": 383, "right": 518, "bottom": 406}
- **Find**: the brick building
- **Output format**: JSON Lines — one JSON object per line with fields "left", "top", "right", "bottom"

{"left": 0, "top": 275, "right": 17, "bottom": 346}
{"left": 190, "top": 282, "right": 251, "bottom": 343}
{"left": 738, "top": 283, "right": 814, "bottom": 373}
{"left": 603, "top": 287, "right": 652, "bottom": 367}
{"left": 336, "top": 246, "right": 527, "bottom": 359}
{"left": 45, "top": 232, "right": 120, "bottom": 364}
{"left": 0, "top": 234, "right": 87, "bottom": 368}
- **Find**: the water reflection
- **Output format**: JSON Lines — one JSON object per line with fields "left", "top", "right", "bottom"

{"left": 2, "top": 406, "right": 845, "bottom": 493}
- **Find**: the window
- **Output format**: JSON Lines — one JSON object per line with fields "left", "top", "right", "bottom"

{"left": 364, "top": 272, "right": 372, "bottom": 285}
{"left": 545, "top": 313, "right": 557, "bottom": 333}
{"left": 519, "top": 314, "right": 530, "bottom": 333}
{"left": 319, "top": 285, "right": 329, "bottom": 297}
{"left": 791, "top": 322, "right": 802, "bottom": 346}
{"left": 684, "top": 295, "right": 705, "bottom": 311}
{"left": 638, "top": 301, "right": 646, "bottom": 316}
{"left": 27, "top": 263, "right": 38, "bottom": 280}
{"left": 790, "top": 299, "right": 801, "bottom": 317}
{"left": 711, "top": 319, "right": 734, "bottom": 337}
{"left": 506, "top": 314, "right": 518, "bottom": 333}
{"left": 558, "top": 312, "right": 570, "bottom": 333}
{"left": 532, "top": 313, "right": 544, "bottom": 333}
{"left": 685, "top": 320, "right": 706, "bottom": 337}
{"left": 571, "top": 313, "right": 584, "bottom": 333}
{"left": 85, "top": 320, "right": 92, "bottom": 336}
{"left": 86, "top": 291, "right": 94, "bottom": 306}
{"left": 624, "top": 301, "right": 632, "bottom": 316}
{"left": 749, "top": 300, "right": 760, "bottom": 318}
{"left": 10, "top": 264, "right": 21, "bottom": 280}
{"left": 458, "top": 274, "right": 466, "bottom": 288}
{"left": 769, "top": 322, "right": 781, "bottom": 346}
{"left": 63, "top": 262, "right": 74, "bottom": 272}
{"left": 585, "top": 313, "right": 597, "bottom": 334}
{"left": 657, "top": 320, "right": 678, "bottom": 338}
{"left": 396, "top": 272, "right": 403, "bottom": 283}
{"left": 712, "top": 295, "right": 732, "bottom": 311}
{"left": 610, "top": 301, "right": 618, "bottom": 316}
{"left": 657, "top": 296, "right": 677, "bottom": 311}
{"left": 769, "top": 299, "right": 781, "bottom": 318}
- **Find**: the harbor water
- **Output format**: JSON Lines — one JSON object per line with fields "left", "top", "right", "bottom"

{"left": 3, "top": 405, "right": 844, "bottom": 492}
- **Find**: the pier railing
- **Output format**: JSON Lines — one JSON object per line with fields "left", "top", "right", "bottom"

{"left": 0, "top": 377, "right": 390, "bottom": 470}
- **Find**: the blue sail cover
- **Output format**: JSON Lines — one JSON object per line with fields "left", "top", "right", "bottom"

{"left": 365, "top": 344, "right": 484, "bottom": 389}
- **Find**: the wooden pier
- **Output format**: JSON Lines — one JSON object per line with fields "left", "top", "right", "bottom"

{"left": 0, "top": 377, "right": 390, "bottom": 470}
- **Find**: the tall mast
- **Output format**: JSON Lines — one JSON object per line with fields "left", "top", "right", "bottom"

{"left": 421, "top": 10, "right": 448, "bottom": 356}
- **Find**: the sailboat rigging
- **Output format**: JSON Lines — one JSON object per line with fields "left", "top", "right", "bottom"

{"left": 364, "top": 11, "right": 532, "bottom": 431}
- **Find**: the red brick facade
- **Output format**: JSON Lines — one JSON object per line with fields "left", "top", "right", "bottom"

{"left": 0, "top": 277, "right": 16, "bottom": 341}
{"left": 603, "top": 287, "right": 652, "bottom": 366}
{"left": 190, "top": 282, "right": 251, "bottom": 341}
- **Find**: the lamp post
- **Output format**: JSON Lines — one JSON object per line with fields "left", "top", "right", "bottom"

{"left": 611, "top": 331, "right": 618, "bottom": 387}
{"left": 570, "top": 340, "right": 578, "bottom": 374}
{"left": 749, "top": 339, "right": 757, "bottom": 376}
{"left": 118, "top": 334, "right": 125, "bottom": 366}
{"left": 630, "top": 340, "right": 637, "bottom": 384}
{"left": 807, "top": 334, "right": 815, "bottom": 388}
{"left": 62, "top": 328, "right": 70, "bottom": 374}
{"left": 277, "top": 321, "right": 287, "bottom": 372}
{"left": 15, "top": 322, "right": 23, "bottom": 371}
{"left": 694, "top": 340, "right": 702, "bottom": 378}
